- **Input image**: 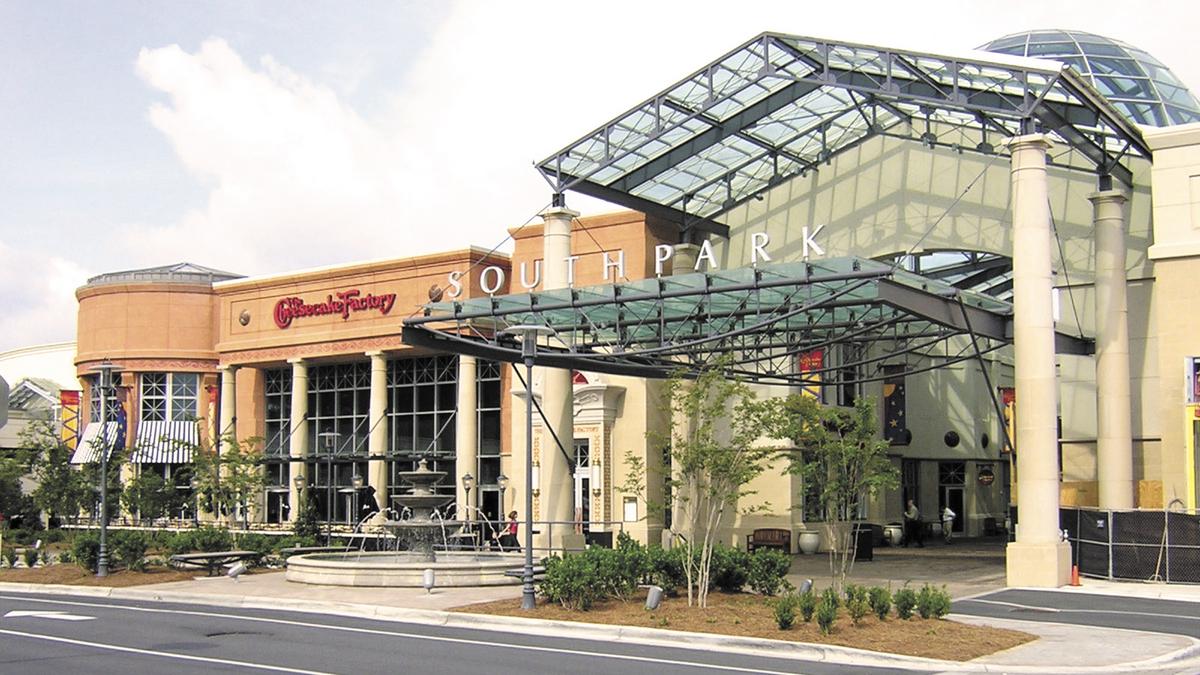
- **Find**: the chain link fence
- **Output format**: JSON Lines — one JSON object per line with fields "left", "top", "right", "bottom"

{"left": 1061, "top": 507, "right": 1200, "bottom": 583}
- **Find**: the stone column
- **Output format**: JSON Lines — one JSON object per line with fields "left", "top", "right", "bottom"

{"left": 540, "top": 204, "right": 578, "bottom": 550}
{"left": 673, "top": 243, "right": 701, "bottom": 274}
{"left": 367, "top": 351, "right": 389, "bottom": 525}
{"left": 287, "top": 358, "right": 309, "bottom": 524}
{"left": 455, "top": 355, "right": 478, "bottom": 521}
{"left": 218, "top": 365, "right": 237, "bottom": 446}
{"left": 1092, "top": 188, "right": 1134, "bottom": 510}
{"left": 1005, "top": 133, "right": 1071, "bottom": 587}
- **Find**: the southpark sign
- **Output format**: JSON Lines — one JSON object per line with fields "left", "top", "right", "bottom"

{"left": 446, "top": 228, "right": 824, "bottom": 297}
{"left": 273, "top": 289, "right": 397, "bottom": 329}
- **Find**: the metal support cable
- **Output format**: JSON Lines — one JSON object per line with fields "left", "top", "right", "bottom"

{"left": 509, "top": 363, "right": 575, "bottom": 471}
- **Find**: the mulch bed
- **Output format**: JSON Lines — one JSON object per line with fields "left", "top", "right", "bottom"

{"left": 455, "top": 592, "right": 1034, "bottom": 661}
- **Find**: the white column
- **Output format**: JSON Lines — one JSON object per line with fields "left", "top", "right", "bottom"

{"left": 367, "top": 352, "right": 389, "bottom": 525}
{"left": 540, "top": 204, "right": 578, "bottom": 550}
{"left": 455, "top": 355, "right": 478, "bottom": 521}
{"left": 1092, "top": 189, "right": 1134, "bottom": 510}
{"left": 287, "top": 358, "right": 309, "bottom": 524}
{"left": 218, "top": 365, "right": 237, "bottom": 446}
{"left": 1005, "top": 133, "right": 1071, "bottom": 588}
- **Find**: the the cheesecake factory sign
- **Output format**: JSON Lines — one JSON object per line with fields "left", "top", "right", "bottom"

{"left": 273, "top": 289, "right": 397, "bottom": 329}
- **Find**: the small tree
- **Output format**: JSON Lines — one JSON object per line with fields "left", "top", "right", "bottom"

{"left": 632, "top": 361, "right": 772, "bottom": 608}
{"left": 190, "top": 433, "right": 267, "bottom": 529}
{"left": 759, "top": 395, "right": 898, "bottom": 592}
{"left": 24, "top": 420, "right": 91, "bottom": 525}
{"left": 293, "top": 488, "right": 322, "bottom": 540}
{"left": 121, "top": 470, "right": 183, "bottom": 523}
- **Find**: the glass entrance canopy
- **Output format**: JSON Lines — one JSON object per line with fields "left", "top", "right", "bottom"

{"left": 401, "top": 257, "right": 1091, "bottom": 385}
{"left": 535, "top": 32, "right": 1149, "bottom": 237}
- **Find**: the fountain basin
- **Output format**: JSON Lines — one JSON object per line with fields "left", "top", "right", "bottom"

{"left": 285, "top": 551, "right": 526, "bottom": 587}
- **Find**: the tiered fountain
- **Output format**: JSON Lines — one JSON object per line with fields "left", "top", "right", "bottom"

{"left": 285, "top": 457, "right": 523, "bottom": 587}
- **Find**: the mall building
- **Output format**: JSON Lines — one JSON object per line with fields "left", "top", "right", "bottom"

{"left": 73, "top": 30, "right": 1200, "bottom": 587}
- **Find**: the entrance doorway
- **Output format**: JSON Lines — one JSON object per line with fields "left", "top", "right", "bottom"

{"left": 573, "top": 439, "right": 591, "bottom": 532}
{"left": 938, "top": 461, "right": 966, "bottom": 534}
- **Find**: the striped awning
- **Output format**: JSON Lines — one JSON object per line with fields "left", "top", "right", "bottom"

{"left": 70, "top": 422, "right": 122, "bottom": 464}
{"left": 130, "top": 420, "right": 199, "bottom": 464}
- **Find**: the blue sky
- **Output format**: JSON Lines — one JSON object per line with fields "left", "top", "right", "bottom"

{"left": 1, "top": 0, "right": 1197, "bottom": 351}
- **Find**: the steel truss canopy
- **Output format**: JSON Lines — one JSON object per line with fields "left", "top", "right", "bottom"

{"left": 401, "top": 257, "right": 1092, "bottom": 385}
{"left": 535, "top": 32, "right": 1149, "bottom": 236}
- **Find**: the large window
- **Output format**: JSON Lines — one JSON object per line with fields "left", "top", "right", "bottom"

{"left": 387, "top": 355, "right": 458, "bottom": 501}
{"left": 307, "top": 363, "right": 370, "bottom": 524}
{"left": 475, "top": 360, "right": 504, "bottom": 523}
{"left": 264, "top": 368, "right": 292, "bottom": 457}
{"left": 139, "top": 373, "right": 199, "bottom": 422}
{"left": 88, "top": 373, "right": 123, "bottom": 422}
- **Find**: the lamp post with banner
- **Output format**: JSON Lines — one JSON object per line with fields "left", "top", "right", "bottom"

{"left": 318, "top": 431, "right": 339, "bottom": 544}
{"left": 90, "top": 359, "right": 122, "bottom": 578}
{"left": 499, "top": 324, "right": 556, "bottom": 611}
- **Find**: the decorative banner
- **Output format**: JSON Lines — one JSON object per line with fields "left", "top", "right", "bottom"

{"left": 59, "top": 390, "right": 81, "bottom": 449}
{"left": 798, "top": 349, "right": 823, "bottom": 399}
{"left": 882, "top": 364, "right": 908, "bottom": 445}
{"left": 1000, "top": 387, "right": 1016, "bottom": 453}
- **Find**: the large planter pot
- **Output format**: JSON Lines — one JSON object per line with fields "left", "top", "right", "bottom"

{"left": 798, "top": 530, "right": 820, "bottom": 555}
{"left": 884, "top": 525, "right": 904, "bottom": 547}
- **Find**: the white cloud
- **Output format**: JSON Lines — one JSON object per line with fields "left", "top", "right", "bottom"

{"left": 0, "top": 241, "right": 90, "bottom": 350}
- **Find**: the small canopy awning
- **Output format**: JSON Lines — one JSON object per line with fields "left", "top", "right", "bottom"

{"left": 129, "top": 420, "right": 199, "bottom": 464}
{"left": 402, "top": 257, "right": 1092, "bottom": 385}
{"left": 70, "top": 422, "right": 122, "bottom": 464}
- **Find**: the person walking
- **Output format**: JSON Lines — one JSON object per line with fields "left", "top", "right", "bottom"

{"left": 498, "top": 510, "right": 520, "bottom": 551}
{"left": 903, "top": 499, "right": 924, "bottom": 548}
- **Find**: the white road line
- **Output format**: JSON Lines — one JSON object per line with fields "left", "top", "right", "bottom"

{"left": 0, "top": 627, "right": 333, "bottom": 674}
{"left": 0, "top": 594, "right": 804, "bottom": 674}
{"left": 964, "top": 598, "right": 1200, "bottom": 621}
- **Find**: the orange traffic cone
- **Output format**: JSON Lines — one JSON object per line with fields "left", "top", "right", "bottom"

{"left": 1070, "top": 564, "right": 1081, "bottom": 586}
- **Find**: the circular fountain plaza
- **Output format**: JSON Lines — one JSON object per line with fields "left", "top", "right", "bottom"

{"left": 285, "top": 458, "right": 523, "bottom": 587}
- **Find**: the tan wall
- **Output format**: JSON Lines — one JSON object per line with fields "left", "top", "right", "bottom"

{"left": 1146, "top": 123, "right": 1200, "bottom": 509}
{"left": 215, "top": 248, "right": 509, "bottom": 366}
{"left": 76, "top": 282, "right": 221, "bottom": 374}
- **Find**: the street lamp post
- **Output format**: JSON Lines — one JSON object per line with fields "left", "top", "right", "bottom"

{"left": 189, "top": 476, "right": 200, "bottom": 527}
{"left": 496, "top": 473, "right": 509, "bottom": 533}
{"left": 292, "top": 473, "right": 307, "bottom": 527}
{"left": 318, "top": 432, "right": 339, "bottom": 544}
{"left": 90, "top": 359, "right": 122, "bottom": 578}
{"left": 500, "top": 324, "right": 556, "bottom": 611}
{"left": 461, "top": 472, "right": 475, "bottom": 521}
{"left": 351, "top": 472, "right": 364, "bottom": 524}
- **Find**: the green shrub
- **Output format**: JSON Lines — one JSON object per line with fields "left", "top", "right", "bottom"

{"left": 844, "top": 583, "right": 868, "bottom": 605}
{"left": 73, "top": 532, "right": 101, "bottom": 573}
{"left": 868, "top": 586, "right": 891, "bottom": 620}
{"left": 821, "top": 586, "right": 841, "bottom": 610}
{"left": 41, "top": 529, "right": 65, "bottom": 544}
{"left": 709, "top": 545, "right": 750, "bottom": 592}
{"left": 540, "top": 553, "right": 601, "bottom": 610}
{"left": 645, "top": 546, "right": 687, "bottom": 595}
{"left": 815, "top": 597, "right": 838, "bottom": 635}
{"left": 57, "top": 550, "right": 74, "bottom": 564}
{"left": 39, "top": 549, "right": 51, "bottom": 565}
{"left": 917, "top": 583, "right": 952, "bottom": 619}
{"left": 748, "top": 548, "right": 791, "bottom": 596}
{"left": 191, "top": 526, "right": 233, "bottom": 552}
{"left": 894, "top": 586, "right": 917, "bottom": 620}
{"left": 235, "top": 533, "right": 278, "bottom": 561}
{"left": 2, "top": 548, "right": 16, "bottom": 568}
{"left": 112, "top": 530, "right": 149, "bottom": 571}
{"left": 847, "top": 596, "right": 869, "bottom": 625}
{"left": 773, "top": 593, "right": 798, "bottom": 629}
{"left": 798, "top": 588, "right": 817, "bottom": 622}
{"left": 23, "top": 548, "right": 39, "bottom": 568}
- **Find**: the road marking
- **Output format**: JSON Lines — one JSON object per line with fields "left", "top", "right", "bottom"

{"left": 0, "top": 628, "right": 333, "bottom": 674}
{"left": 963, "top": 598, "right": 1200, "bottom": 622}
{"left": 0, "top": 594, "right": 813, "bottom": 674}
{"left": 5, "top": 610, "right": 95, "bottom": 621}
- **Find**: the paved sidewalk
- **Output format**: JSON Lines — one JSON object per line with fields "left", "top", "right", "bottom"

{"left": 3, "top": 564, "right": 1200, "bottom": 672}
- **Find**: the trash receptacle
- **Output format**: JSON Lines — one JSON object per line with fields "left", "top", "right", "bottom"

{"left": 852, "top": 524, "right": 873, "bottom": 561}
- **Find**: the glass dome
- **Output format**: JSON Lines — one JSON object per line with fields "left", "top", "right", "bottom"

{"left": 980, "top": 30, "right": 1200, "bottom": 127}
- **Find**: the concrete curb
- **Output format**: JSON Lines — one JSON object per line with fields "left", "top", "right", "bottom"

{"left": 3, "top": 582, "right": 1200, "bottom": 673}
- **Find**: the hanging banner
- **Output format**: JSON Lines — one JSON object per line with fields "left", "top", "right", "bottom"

{"left": 882, "top": 364, "right": 909, "bottom": 445}
{"left": 59, "top": 390, "right": 81, "bottom": 449}
{"left": 798, "top": 349, "right": 823, "bottom": 399}
{"left": 1000, "top": 387, "right": 1016, "bottom": 453}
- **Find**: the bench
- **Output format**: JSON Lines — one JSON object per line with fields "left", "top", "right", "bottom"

{"left": 169, "top": 550, "right": 262, "bottom": 576}
{"left": 745, "top": 528, "right": 792, "bottom": 553}
{"left": 503, "top": 565, "right": 546, "bottom": 580}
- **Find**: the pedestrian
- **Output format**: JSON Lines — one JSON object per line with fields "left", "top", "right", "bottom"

{"left": 904, "top": 499, "right": 924, "bottom": 548}
{"left": 499, "top": 510, "right": 520, "bottom": 551}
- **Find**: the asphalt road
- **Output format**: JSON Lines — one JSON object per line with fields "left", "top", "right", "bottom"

{"left": 954, "top": 589, "right": 1200, "bottom": 638}
{"left": 0, "top": 592, "right": 917, "bottom": 675}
